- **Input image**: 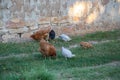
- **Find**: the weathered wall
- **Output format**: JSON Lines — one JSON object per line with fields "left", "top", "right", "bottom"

{"left": 0, "top": 0, "right": 120, "bottom": 42}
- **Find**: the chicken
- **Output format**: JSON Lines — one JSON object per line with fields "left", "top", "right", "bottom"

{"left": 61, "top": 47, "right": 75, "bottom": 60}
{"left": 31, "top": 31, "right": 48, "bottom": 41}
{"left": 39, "top": 38, "right": 56, "bottom": 57}
{"left": 59, "top": 34, "right": 71, "bottom": 41}
{"left": 49, "top": 29, "right": 55, "bottom": 40}
{"left": 30, "top": 27, "right": 51, "bottom": 41}
{"left": 80, "top": 41, "right": 93, "bottom": 49}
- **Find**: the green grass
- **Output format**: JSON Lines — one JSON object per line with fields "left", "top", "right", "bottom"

{"left": 0, "top": 41, "right": 39, "bottom": 56}
{"left": 0, "top": 29, "right": 120, "bottom": 80}
{"left": 80, "top": 29, "right": 120, "bottom": 41}
{"left": 0, "top": 63, "right": 55, "bottom": 80}
{"left": 0, "top": 29, "right": 120, "bottom": 56}
{"left": 58, "top": 61, "right": 120, "bottom": 80}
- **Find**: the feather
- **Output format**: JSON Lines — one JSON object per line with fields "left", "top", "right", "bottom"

{"left": 61, "top": 47, "right": 75, "bottom": 59}
{"left": 59, "top": 34, "right": 71, "bottom": 41}
{"left": 49, "top": 29, "right": 55, "bottom": 40}
{"left": 39, "top": 39, "right": 56, "bottom": 57}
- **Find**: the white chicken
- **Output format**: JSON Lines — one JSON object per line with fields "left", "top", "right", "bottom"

{"left": 59, "top": 34, "right": 71, "bottom": 41}
{"left": 61, "top": 47, "right": 75, "bottom": 60}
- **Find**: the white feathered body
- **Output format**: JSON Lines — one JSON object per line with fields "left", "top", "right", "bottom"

{"left": 62, "top": 47, "right": 75, "bottom": 58}
{"left": 59, "top": 34, "right": 71, "bottom": 41}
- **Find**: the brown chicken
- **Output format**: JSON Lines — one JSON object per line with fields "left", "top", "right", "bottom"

{"left": 80, "top": 41, "right": 93, "bottom": 49}
{"left": 39, "top": 38, "right": 56, "bottom": 57}
{"left": 30, "top": 27, "right": 51, "bottom": 41}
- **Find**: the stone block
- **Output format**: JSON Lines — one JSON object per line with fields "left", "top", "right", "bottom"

{"left": 2, "top": 33, "right": 20, "bottom": 43}
{"left": 25, "top": 20, "right": 36, "bottom": 27}
{"left": 38, "top": 24, "right": 51, "bottom": 30}
{"left": 60, "top": 22, "right": 73, "bottom": 27}
{"left": 38, "top": 17, "right": 50, "bottom": 24}
{"left": 21, "top": 32, "right": 33, "bottom": 39}
{"left": 0, "top": 29, "right": 8, "bottom": 35}
{"left": 10, "top": 18, "right": 20, "bottom": 23}
{"left": 102, "top": 0, "right": 109, "bottom": 6}
{"left": 29, "top": 25, "right": 38, "bottom": 30}
{"left": 51, "top": 16, "right": 69, "bottom": 24}
{"left": 6, "top": 19, "right": 25, "bottom": 29}
{"left": 59, "top": 16, "right": 69, "bottom": 23}
{"left": 51, "top": 17, "right": 60, "bottom": 24}
{"left": 0, "top": 20, "right": 3, "bottom": 29}
{"left": 76, "top": 23, "right": 85, "bottom": 30}
{"left": 8, "top": 27, "right": 29, "bottom": 34}
{"left": 61, "top": 26, "right": 76, "bottom": 34}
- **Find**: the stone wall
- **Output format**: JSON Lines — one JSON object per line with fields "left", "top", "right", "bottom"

{"left": 0, "top": 0, "right": 120, "bottom": 42}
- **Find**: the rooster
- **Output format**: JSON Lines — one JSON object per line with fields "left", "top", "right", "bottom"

{"left": 80, "top": 41, "right": 93, "bottom": 49}
{"left": 39, "top": 38, "right": 56, "bottom": 57}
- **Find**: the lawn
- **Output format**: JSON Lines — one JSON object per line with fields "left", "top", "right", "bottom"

{"left": 0, "top": 30, "right": 120, "bottom": 80}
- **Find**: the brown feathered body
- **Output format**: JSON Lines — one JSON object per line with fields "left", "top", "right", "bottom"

{"left": 80, "top": 41, "right": 93, "bottom": 49}
{"left": 31, "top": 27, "right": 51, "bottom": 41}
{"left": 39, "top": 39, "right": 56, "bottom": 57}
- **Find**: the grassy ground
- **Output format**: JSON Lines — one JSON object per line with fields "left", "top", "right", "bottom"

{"left": 0, "top": 30, "right": 120, "bottom": 80}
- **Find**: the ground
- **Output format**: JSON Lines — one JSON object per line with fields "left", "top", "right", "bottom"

{"left": 0, "top": 29, "right": 120, "bottom": 80}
